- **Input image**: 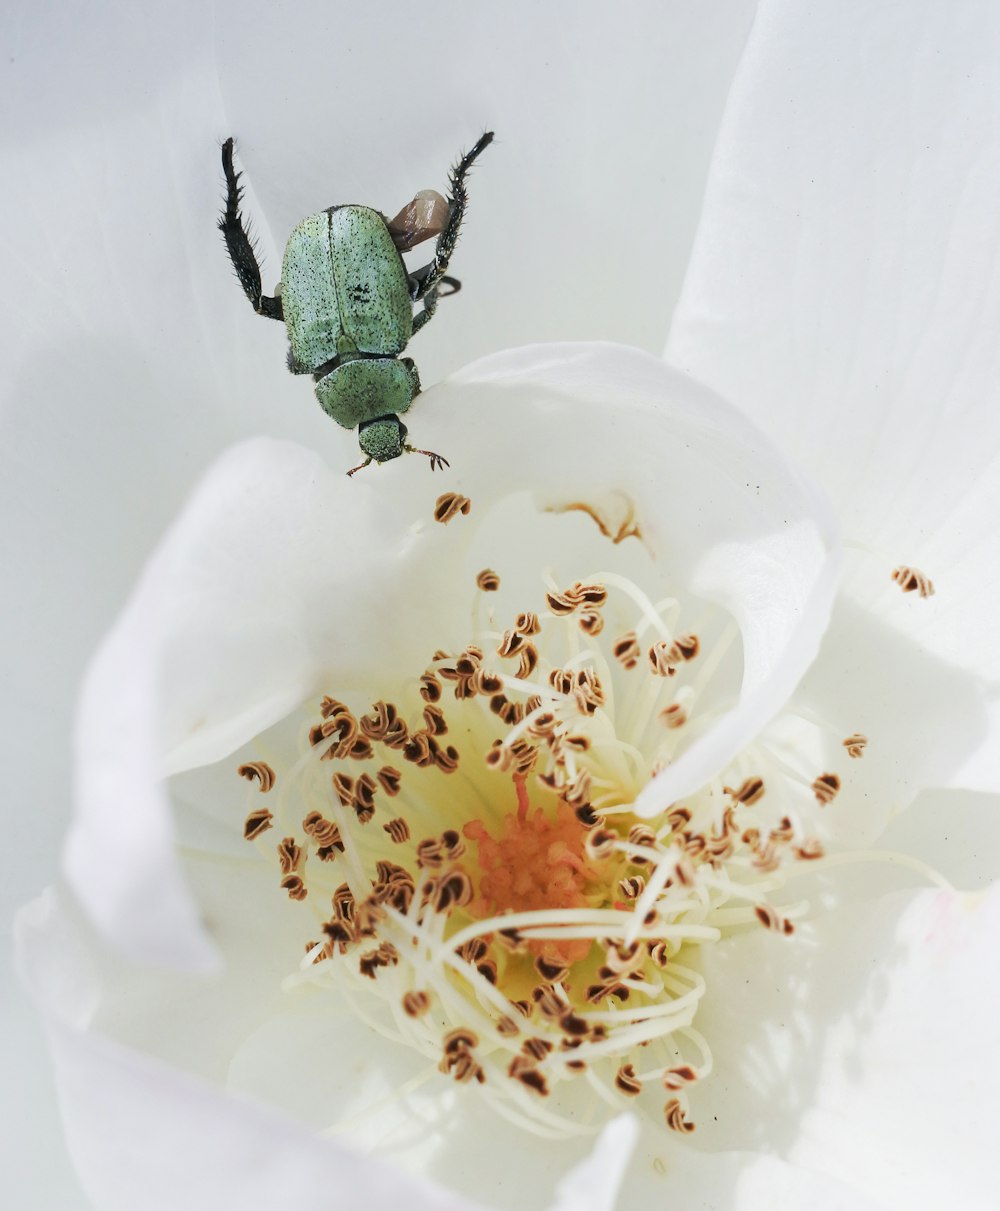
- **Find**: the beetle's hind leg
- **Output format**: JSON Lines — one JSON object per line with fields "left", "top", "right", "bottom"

{"left": 219, "top": 138, "right": 283, "bottom": 321}
{"left": 410, "top": 132, "right": 493, "bottom": 304}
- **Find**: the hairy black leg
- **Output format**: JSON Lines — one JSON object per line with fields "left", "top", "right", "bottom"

{"left": 411, "top": 285, "right": 440, "bottom": 335}
{"left": 410, "top": 131, "right": 493, "bottom": 304}
{"left": 218, "top": 138, "right": 283, "bottom": 321}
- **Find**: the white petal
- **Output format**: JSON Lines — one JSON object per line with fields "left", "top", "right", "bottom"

{"left": 666, "top": 0, "right": 1000, "bottom": 707}
{"left": 690, "top": 884, "right": 1000, "bottom": 1209}
{"left": 66, "top": 345, "right": 839, "bottom": 963}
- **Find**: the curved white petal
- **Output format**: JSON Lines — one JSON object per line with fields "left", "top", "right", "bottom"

{"left": 666, "top": 0, "right": 1000, "bottom": 757}
{"left": 65, "top": 344, "right": 839, "bottom": 964}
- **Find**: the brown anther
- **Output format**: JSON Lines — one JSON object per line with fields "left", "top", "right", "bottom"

{"left": 433, "top": 492, "right": 471, "bottom": 524}
{"left": 353, "top": 772, "right": 377, "bottom": 820}
{"left": 497, "top": 629, "right": 526, "bottom": 657}
{"left": 346, "top": 737, "right": 373, "bottom": 761}
{"left": 280, "top": 874, "right": 307, "bottom": 901}
{"left": 521, "top": 1038, "right": 553, "bottom": 1061}
{"left": 431, "top": 740, "right": 461, "bottom": 774}
{"left": 359, "top": 700, "right": 397, "bottom": 741}
{"left": 754, "top": 904, "right": 794, "bottom": 934}
{"left": 647, "top": 941, "right": 670, "bottom": 968}
{"left": 618, "top": 875, "right": 646, "bottom": 900}
{"left": 443, "top": 1027, "right": 479, "bottom": 1056}
{"left": 673, "top": 633, "right": 700, "bottom": 661}
{"left": 615, "top": 1064, "right": 642, "bottom": 1096}
{"left": 527, "top": 710, "right": 557, "bottom": 739}
{"left": 659, "top": 702, "right": 688, "bottom": 729}
{"left": 419, "top": 672, "right": 442, "bottom": 703}
{"left": 402, "top": 990, "right": 431, "bottom": 1018}
{"left": 549, "top": 668, "right": 575, "bottom": 694}
{"left": 533, "top": 985, "right": 568, "bottom": 1020}
{"left": 415, "top": 837, "right": 445, "bottom": 868}
{"left": 585, "top": 827, "right": 618, "bottom": 862}
{"left": 496, "top": 1015, "right": 520, "bottom": 1037}
{"left": 458, "top": 938, "right": 489, "bottom": 963}
{"left": 477, "top": 959, "right": 498, "bottom": 984}
{"left": 627, "top": 823, "right": 657, "bottom": 861}
{"left": 534, "top": 955, "right": 569, "bottom": 984}
{"left": 332, "top": 883, "right": 356, "bottom": 921}
{"left": 574, "top": 803, "right": 600, "bottom": 828}
{"left": 472, "top": 667, "right": 503, "bottom": 695}
{"left": 515, "top": 612, "right": 541, "bottom": 635}
{"left": 891, "top": 565, "right": 935, "bottom": 598}
{"left": 664, "top": 1098, "right": 696, "bottom": 1133}
{"left": 431, "top": 870, "right": 474, "bottom": 912}
{"left": 331, "top": 772, "right": 355, "bottom": 806}
{"left": 726, "top": 776, "right": 765, "bottom": 805}
{"left": 403, "top": 731, "right": 432, "bottom": 767}
{"left": 359, "top": 942, "right": 399, "bottom": 978}
{"left": 812, "top": 772, "right": 841, "bottom": 805}
{"left": 578, "top": 609, "right": 604, "bottom": 636}
{"left": 237, "top": 761, "right": 276, "bottom": 792}
{"left": 648, "top": 640, "right": 678, "bottom": 677}
{"left": 577, "top": 583, "right": 608, "bottom": 608}
{"left": 422, "top": 704, "right": 448, "bottom": 735}
{"left": 440, "top": 829, "right": 465, "bottom": 859}
{"left": 507, "top": 1055, "right": 549, "bottom": 1095}
{"left": 545, "top": 590, "right": 578, "bottom": 616}
{"left": 276, "top": 837, "right": 303, "bottom": 875}
{"left": 663, "top": 1064, "right": 698, "bottom": 1090}
{"left": 511, "top": 998, "right": 533, "bottom": 1018}
{"left": 842, "top": 732, "right": 869, "bottom": 758}
{"left": 613, "top": 631, "right": 641, "bottom": 669}
{"left": 476, "top": 568, "right": 500, "bottom": 592}
{"left": 243, "top": 807, "right": 274, "bottom": 841}
{"left": 302, "top": 811, "right": 344, "bottom": 859}
{"left": 383, "top": 817, "right": 410, "bottom": 844}
{"left": 377, "top": 765, "right": 402, "bottom": 796}
{"left": 516, "top": 644, "right": 539, "bottom": 678}
{"left": 794, "top": 838, "right": 825, "bottom": 861}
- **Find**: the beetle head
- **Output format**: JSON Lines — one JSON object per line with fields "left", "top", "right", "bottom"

{"left": 358, "top": 415, "right": 407, "bottom": 464}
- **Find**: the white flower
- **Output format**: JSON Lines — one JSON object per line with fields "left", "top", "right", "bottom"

{"left": 12, "top": 3, "right": 1000, "bottom": 1211}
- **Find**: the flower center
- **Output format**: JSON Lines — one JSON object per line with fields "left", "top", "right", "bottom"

{"left": 236, "top": 550, "right": 853, "bottom": 1137}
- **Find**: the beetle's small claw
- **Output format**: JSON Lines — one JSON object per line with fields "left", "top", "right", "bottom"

{"left": 347, "top": 455, "right": 373, "bottom": 477}
{"left": 405, "top": 444, "right": 450, "bottom": 472}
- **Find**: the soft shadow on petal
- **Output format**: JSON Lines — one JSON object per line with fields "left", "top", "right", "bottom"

{"left": 666, "top": 0, "right": 1000, "bottom": 745}
{"left": 686, "top": 885, "right": 1000, "bottom": 1210}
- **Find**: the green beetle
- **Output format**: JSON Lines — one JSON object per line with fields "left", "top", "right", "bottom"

{"left": 219, "top": 133, "right": 493, "bottom": 475}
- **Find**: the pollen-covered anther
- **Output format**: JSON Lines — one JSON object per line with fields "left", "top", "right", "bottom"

{"left": 612, "top": 631, "right": 641, "bottom": 669}
{"left": 515, "top": 611, "right": 541, "bottom": 635}
{"left": 441, "top": 1029, "right": 485, "bottom": 1084}
{"left": 659, "top": 702, "right": 687, "bottom": 729}
{"left": 663, "top": 1065, "right": 698, "bottom": 1090}
{"left": 382, "top": 817, "right": 410, "bottom": 844}
{"left": 664, "top": 1099, "right": 696, "bottom": 1133}
{"left": 614, "top": 1064, "right": 643, "bottom": 1097}
{"left": 648, "top": 640, "right": 678, "bottom": 677}
{"left": 238, "top": 761, "right": 276, "bottom": 792}
{"left": 842, "top": 732, "right": 869, "bottom": 758}
{"left": 402, "top": 990, "right": 431, "bottom": 1018}
{"left": 571, "top": 668, "right": 605, "bottom": 714}
{"left": 517, "top": 644, "right": 539, "bottom": 678}
{"left": 419, "top": 672, "right": 442, "bottom": 703}
{"left": 755, "top": 904, "right": 795, "bottom": 935}
{"left": 726, "top": 776, "right": 765, "bottom": 805}
{"left": 433, "top": 491, "right": 471, "bottom": 524}
{"left": 277, "top": 837, "right": 307, "bottom": 900}
{"left": 584, "top": 827, "right": 618, "bottom": 862}
{"left": 476, "top": 568, "right": 500, "bottom": 592}
{"left": 427, "top": 869, "right": 474, "bottom": 912}
{"left": 892, "top": 565, "right": 935, "bottom": 598}
{"left": 358, "top": 941, "right": 399, "bottom": 978}
{"left": 812, "top": 772, "right": 841, "bottom": 805}
{"left": 422, "top": 704, "right": 448, "bottom": 735}
{"left": 243, "top": 807, "right": 274, "bottom": 840}
{"left": 497, "top": 629, "right": 527, "bottom": 657}
{"left": 618, "top": 875, "right": 646, "bottom": 900}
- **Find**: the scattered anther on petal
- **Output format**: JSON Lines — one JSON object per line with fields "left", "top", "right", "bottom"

{"left": 614, "top": 1064, "right": 642, "bottom": 1096}
{"left": 476, "top": 568, "right": 500, "bottom": 592}
{"left": 613, "top": 631, "right": 641, "bottom": 669}
{"left": 243, "top": 807, "right": 274, "bottom": 841}
{"left": 892, "top": 565, "right": 935, "bottom": 597}
{"left": 812, "top": 772, "right": 841, "bottom": 805}
{"left": 842, "top": 732, "right": 868, "bottom": 759}
{"left": 434, "top": 492, "right": 471, "bottom": 524}
{"left": 726, "top": 776, "right": 765, "bottom": 805}
{"left": 238, "top": 761, "right": 276, "bottom": 792}
{"left": 664, "top": 1099, "right": 696, "bottom": 1133}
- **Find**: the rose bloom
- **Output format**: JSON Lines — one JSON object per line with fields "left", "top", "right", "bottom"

{"left": 10, "top": 2, "right": 1000, "bottom": 1211}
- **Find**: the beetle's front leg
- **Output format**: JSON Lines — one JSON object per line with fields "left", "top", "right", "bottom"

{"left": 218, "top": 138, "right": 284, "bottom": 321}
{"left": 410, "top": 131, "right": 493, "bottom": 303}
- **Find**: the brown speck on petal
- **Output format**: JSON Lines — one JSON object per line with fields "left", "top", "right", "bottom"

{"left": 434, "top": 492, "right": 472, "bottom": 524}
{"left": 243, "top": 807, "right": 273, "bottom": 841}
{"left": 891, "top": 565, "right": 935, "bottom": 597}
{"left": 476, "top": 568, "right": 500, "bottom": 592}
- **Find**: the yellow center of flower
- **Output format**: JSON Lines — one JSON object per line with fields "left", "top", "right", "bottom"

{"left": 236, "top": 549, "right": 859, "bottom": 1137}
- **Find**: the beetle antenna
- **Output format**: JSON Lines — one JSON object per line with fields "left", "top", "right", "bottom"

{"left": 346, "top": 456, "right": 373, "bottom": 477}
{"left": 404, "top": 444, "right": 450, "bottom": 472}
